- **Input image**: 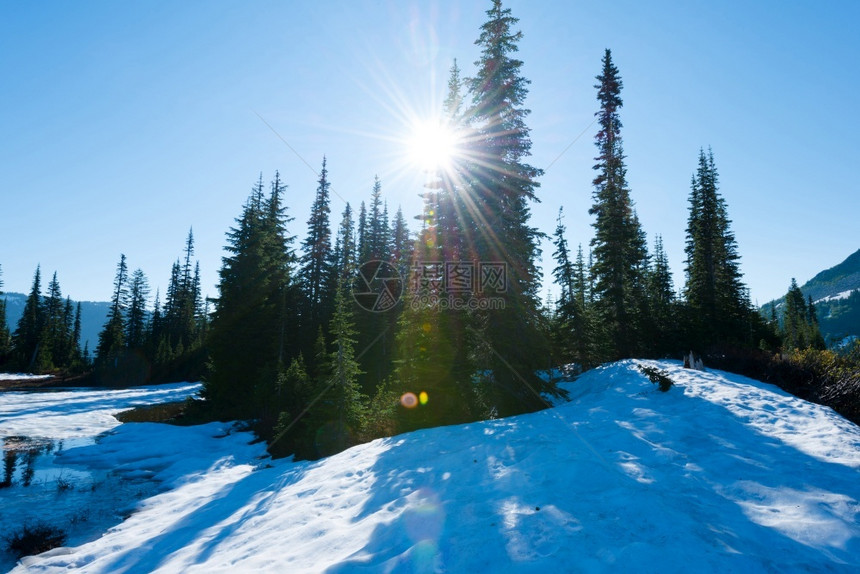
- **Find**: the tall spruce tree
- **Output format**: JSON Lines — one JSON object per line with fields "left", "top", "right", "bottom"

{"left": 462, "top": 0, "right": 557, "bottom": 416}
{"left": 299, "top": 157, "right": 334, "bottom": 340}
{"left": 780, "top": 279, "right": 825, "bottom": 351}
{"left": 588, "top": 49, "right": 648, "bottom": 360}
{"left": 389, "top": 59, "right": 476, "bottom": 431}
{"left": 42, "top": 272, "right": 66, "bottom": 370}
{"left": 12, "top": 266, "right": 45, "bottom": 371}
{"left": 205, "top": 173, "right": 297, "bottom": 418}
{"left": 0, "top": 265, "right": 10, "bottom": 366}
{"left": 96, "top": 254, "right": 129, "bottom": 368}
{"left": 646, "top": 235, "right": 678, "bottom": 355}
{"left": 126, "top": 269, "right": 150, "bottom": 350}
{"left": 683, "top": 148, "right": 750, "bottom": 348}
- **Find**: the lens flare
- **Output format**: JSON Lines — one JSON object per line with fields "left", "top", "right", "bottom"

{"left": 401, "top": 392, "right": 419, "bottom": 408}
{"left": 419, "top": 391, "right": 429, "bottom": 405}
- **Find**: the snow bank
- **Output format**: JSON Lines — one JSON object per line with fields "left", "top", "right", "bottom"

{"left": 0, "top": 373, "right": 53, "bottom": 381}
{"left": 10, "top": 362, "right": 860, "bottom": 572}
{"left": 0, "top": 383, "right": 202, "bottom": 439}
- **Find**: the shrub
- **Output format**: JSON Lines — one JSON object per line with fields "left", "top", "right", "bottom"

{"left": 639, "top": 364, "right": 674, "bottom": 392}
{"left": 5, "top": 522, "right": 67, "bottom": 559}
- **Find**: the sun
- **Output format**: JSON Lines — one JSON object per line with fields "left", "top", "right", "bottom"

{"left": 406, "top": 119, "right": 460, "bottom": 172}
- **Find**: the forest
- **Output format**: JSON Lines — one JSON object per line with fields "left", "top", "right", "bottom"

{"left": 1, "top": 0, "right": 858, "bottom": 460}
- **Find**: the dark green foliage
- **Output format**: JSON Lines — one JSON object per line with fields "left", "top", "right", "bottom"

{"left": 95, "top": 254, "right": 128, "bottom": 370}
{"left": 645, "top": 235, "right": 680, "bottom": 355}
{"left": 780, "top": 278, "right": 825, "bottom": 351}
{"left": 125, "top": 269, "right": 150, "bottom": 350}
{"left": 638, "top": 364, "right": 674, "bottom": 392}
{"left": 683, "top": 148, "right": 752, "bottom": 349}
{"left": 0, "top": 265, "right": 12, "bottom": 366}
{"left": 205, "top": 173, "right": 298, "bottom": 419}
{"left": 550, "top": 209, "right": 595, "bottom": 367}
{"left": 5, "top": 522, "right": 67, "bottom": 559}
{"left": 12, "top": 266, "right": 45, "bottom": 371}
{"left": 463, "top": 0, "right": 558, "bottom": 416}
{"left": 588, "top": 49, "right": 649, "bottom": 360}
{"left": 299, "top": 157, "right": 335, "bottom": 346}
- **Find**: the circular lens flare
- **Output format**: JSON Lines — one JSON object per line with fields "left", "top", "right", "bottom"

{"left": 401, "top": 392, "right": 419, "bottom": 408}
{"left": 419, "top": 391, "right": 429, "bottom": 405}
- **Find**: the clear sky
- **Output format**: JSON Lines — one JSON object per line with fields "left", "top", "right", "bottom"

{"left": 2, "top": 0, "right": 858, "bottom": 307}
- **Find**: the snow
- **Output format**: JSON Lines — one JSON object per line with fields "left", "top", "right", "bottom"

{"left": 0, "top": 382, "right": 201, "bottom": 439}
{"left": 6, "top": 362, "right": 860, "bottom": 572}
{"left": 816, "top": 289, "right": 856, "bottom": 304}
{"left": 0, "top": 373, "right": 53, "bottom": 381}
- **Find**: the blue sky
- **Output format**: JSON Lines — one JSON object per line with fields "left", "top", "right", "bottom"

{"left": 1, "top": 0, "right": 858, "bottom": 307}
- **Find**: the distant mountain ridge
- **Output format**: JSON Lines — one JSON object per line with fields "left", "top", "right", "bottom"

{"left": 762, "top": 248, "right": 860, "bottom": 346}
{"left": 800, "top": 249, "right": 860, "bottom": 303}
{"left": 2, "top": 292, "right": 109, "bottom": 353}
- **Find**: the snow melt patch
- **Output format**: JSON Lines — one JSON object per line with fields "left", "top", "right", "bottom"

{"left": 0, "top": 382, "right": 201, "bottom": 439}
{"left": 816, "top": 289, "right": 856, "bottom": 303}
{"left": 9, "top": 361, "right": 860, "bottom": 572}
{"left": 0, "top": 373, "right": 52, "bottom": 381}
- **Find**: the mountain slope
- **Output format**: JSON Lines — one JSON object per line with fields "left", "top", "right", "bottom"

{"left": 763, "top": 248, "right": 860, "bottom": 344}
{"left": 2, "top": 292, "right": 109, "bottom": 354}
{"left": 12, "top": 360, "right": 860, "bottom": 573}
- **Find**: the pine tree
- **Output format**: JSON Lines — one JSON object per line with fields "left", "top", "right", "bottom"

{"left": 683, "top": 148, "right": 750, "bottom": 348}
{"left": 70, "top": 301, "right": 83, "bottom": 368}
{"left": 41, "top": 271, "right": 67, "bottom": 370}
{"left": 551, "top": 207, "right": 576, "bottom": 362}
{"left": 126, "top": 269, "right": 150, "bottom": 350}
{"left": 319, "top": 283, "right": 366, "bottom": 455}
{"left": 646, "top": 235, "right": 678, "bottom": 355}
{"left": 389, "top": 60, "right": 476, "bottom": 431}
{"left": 357, "top": 201, "right": 369, "bottom": 263}
{"left": 12, "top": 266, "right": 45, "bottom": 371}
{"left": 0, "top": 265, "right": 11, "bottom": 366}
{"left": 333, "top": 202, "right": 356, "bottom": 283}
{"left": 390, "top": 206, "right": 412, "bottom": 274}
{"left": 367, "top": 177, "right": 389, "bottom": 260}
{"left": 96, "top": 254, "right": 128, "bottom": 368}
{"left": 588, "top": 49, "right": 648, "bottom": 360}
{"left": 780, "top": 279, "right": 825, "bottom": 351}
{"left": 550, "top": 210, "right": 595, "bottom": 367}
{"left": 205, "top": 173, "right": 297, "bottom": 418}
{"left": 299, "top": 157, "right": 334, "bottom": 340}
{"left": 463, "top": 0, "right": 556, "bottom": 416}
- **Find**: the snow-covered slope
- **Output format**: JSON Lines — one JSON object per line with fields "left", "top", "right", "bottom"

{"left": 9, "top": 361, "right": 860, "bottom": 572}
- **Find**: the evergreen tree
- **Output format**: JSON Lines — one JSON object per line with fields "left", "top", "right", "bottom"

{"left": 96, "top": 254, "right": 128, "bottom": 368}
{"left": 42, "top": 272, "right": 66, "bottom": 369}
{"left": 12, "top": 266, "right": 45, "bottom": 371}
{"left": 780, "top": 279, "right": 825, "bottom": 351}
{"left": 367, "top": 177, "right": 390, "bottom": 260}
{"left": 319, "top": 283, "right": 366, "bottom": 455}
{"left": 70, "top": 301, "right": 83, "bottom": 367}
{"left": 683, "top": 148, "right": 750, "bottom": 348}
{"left": 588, "top": 49, "right": 649, "bottom": 360}
{"left": 462, "top": 0, "right": 557, "bottom": 416}
{"left": 205, "top": 173, "right": 297, "bottom": 418}
{"left": 0, "top": 265, "right": 11, "bottom": 366}
{"left": 299, "top": 157, "right": 334, "bottom": 339}
{"left": 550, "top": 210, "right": 596, "bottom": 367}
{"left": 388, "top": 59, "right": 477, "bottom": 431}
{"left": 390, "top": 206, "right": 413, "bottom": 274}
{"left": 333, "top": 203, "right": 357, "bottom": 283}
{"left": 646, "top": 235, "right": 678, "bottom": 355}
{"left": 357, "top": 201, "right": 369, "bottom": 263}
{"left": 126, "top": 269, "right": 150, "bottom": 350}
